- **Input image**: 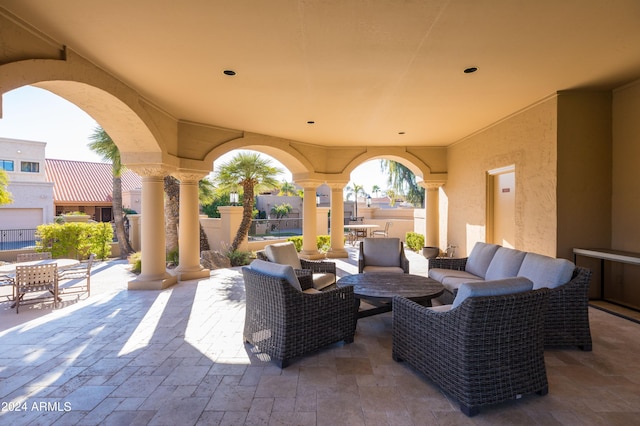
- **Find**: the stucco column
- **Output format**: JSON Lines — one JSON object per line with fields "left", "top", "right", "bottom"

{"left": 316, "top": 207, "right": 330, "bottom": 236}
{"left": 297, "top": 181, "right": 323, "bottom": 259}
{"left": 173, "top": 172, "right": 210, "bottom": 281}
{"left": 327, "top": 182, "right": 349, "bottom": 258}
{"left": 424, "top": 183, "right": 444, "bottom": 248}
{"left": 128, "top": 167, "right": 178, "bottom": 290}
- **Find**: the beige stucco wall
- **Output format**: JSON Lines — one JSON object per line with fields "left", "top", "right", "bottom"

{"left": 445, "top": 96, "right": 558, "bottom": 257}
{"left": 556, "top": 91, "right": 612, "bottom": 260}
{"left": 609, "top": 79, "right": 640, "bottom": 308}
{"left": 612, "top": 80, "right": 640, "bottom": 253}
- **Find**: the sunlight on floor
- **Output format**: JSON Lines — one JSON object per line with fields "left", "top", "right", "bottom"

{"left": 118, "top": 290, "right": 172, "bottom": 356}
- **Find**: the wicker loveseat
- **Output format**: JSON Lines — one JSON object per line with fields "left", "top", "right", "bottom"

{"left": 242, "top": 259, "right": 355, "bottom": 368}
{"left": 392, "top": 278, "right": 550, "bottom": 416}
{"left": 428, "top": 242, "right": 593, "bottom": 350}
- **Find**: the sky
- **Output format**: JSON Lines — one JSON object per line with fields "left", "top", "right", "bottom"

{"left": 0, "top": 86, "right": 388, "bottom": 195}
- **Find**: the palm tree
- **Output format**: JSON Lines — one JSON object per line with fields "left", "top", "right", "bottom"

{"left": 345, "top": 182, "right": 365, "bottom": 218}
{"left": 212, "top": 152, "right": 283, "bottom": 252}
{"left": 372, "top": 184, "right": 381, "bottom": 198}
{"left": 278, "top": 180, "right": 297, "bottom": 196}
{"left": 0, "top": 170, "right": 12, "bottom": 205}
{"left": 380, "top": 160, "right": 425, "bottom": 207}
{"left": 164, "top": 176, "right": 180, "bottom": 254}
{"left": 88, "top": 126, "right": 134, "bottom": 258}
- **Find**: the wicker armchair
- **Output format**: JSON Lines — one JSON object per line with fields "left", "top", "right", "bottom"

{"left": 242, "top": 260, "right": 355, "bottom": 368}
{"left": 428, "top": 257, "right": 593, "bottom": 351}
{"left": 358, "top": 238, "right": 409, "bottom": 273}
{"left": 392, "top": 285, "right": 550, "bottom": 417}
{"left": 257, "top": 241, "right": 337, "bottom": 291}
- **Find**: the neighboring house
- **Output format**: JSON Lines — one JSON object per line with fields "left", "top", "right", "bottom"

{"left": 0, "top": 137, "right": 142, "bottom": 230}
{"left": 46, "top": 158, "right": 142, "bottom": 221}
{"left": 0, "top": 137, "right": 54, "bottom": 229}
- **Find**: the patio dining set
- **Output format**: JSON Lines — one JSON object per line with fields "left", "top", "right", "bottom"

{"left": 246, "top": 237, "right": 593, "bottom": 417}
{"left": 0, "top": 251, "right": 94, "bottom": 313}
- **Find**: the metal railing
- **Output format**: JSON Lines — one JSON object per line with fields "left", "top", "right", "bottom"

{"left": 249, "top": 218, "right": 303, "bottom": 240}
{"left": 0, "top": 228, "right": 37, "bottom": 250}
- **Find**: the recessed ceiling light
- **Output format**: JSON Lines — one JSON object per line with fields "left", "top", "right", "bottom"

{"left": 223, "top": 69, "right": 236, "bottom": 76}
{"left": 307, "top": 120, "right": 315, "bottom": 124}
{"left": 463, "top": 67, "right": 478, "bottom": 74}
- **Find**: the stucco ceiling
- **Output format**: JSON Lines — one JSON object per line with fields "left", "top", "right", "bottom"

{"left": 2, "top": 0, "right": 640, "bottom": 147}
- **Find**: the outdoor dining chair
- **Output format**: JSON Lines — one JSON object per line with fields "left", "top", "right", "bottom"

{"left": 371, "top": 221, "right": 391, "bottom": 237}
{"left": 16, "top": 252, "right": 52, "bottom": 262}
{"left": 14, "top": 263, "right": 58, "bottom": 313}
{"left": 1, "top": 274, "right": 15, "bottom": 302}
{"left": 58, "top": 253, "right": 95, "bottom": 297}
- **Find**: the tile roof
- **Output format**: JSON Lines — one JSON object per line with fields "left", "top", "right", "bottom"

{"left": 45, "top": 159, "right": 142, "bottom": 204}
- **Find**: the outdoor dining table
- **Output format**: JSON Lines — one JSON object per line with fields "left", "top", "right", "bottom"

{"left": 0, "top": 258, "right": 80, "bottom": 275}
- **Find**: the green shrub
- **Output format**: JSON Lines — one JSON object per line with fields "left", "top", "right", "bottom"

{"left": 316, "top": 235, "right": 331, "bottom": 252}
{"left": 166, "top": 247, "right": 179, "bottom": 266}
{"left": 405, "top": 232, "right": 425, "bottom": 252}
{"left": 129, "top": 252, "right": 142, "bottom": 273}
{"left": 227, "top": 249, "right": 252, "bottom": 266}
{"left": 286, "top": 235, "right": 332, "bottom": 253}
{"left": 286, "top": 236, "right": 303, "bottom": 251}
{"left": 36, "top": 222, "right": 113, "bottom": 260}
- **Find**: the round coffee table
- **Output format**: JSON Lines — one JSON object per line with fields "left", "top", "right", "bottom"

{"left": 336, "top": 273, "right": 444, "bottom": 318}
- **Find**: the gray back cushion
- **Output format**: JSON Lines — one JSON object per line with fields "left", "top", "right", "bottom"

{"left": 264, "top": 241, "right": 302, "bottom": 269}
{"left": 248, "top": 259, "right": 302, "bottom": 292}
{"left": 517, "top": 253, "right": 575, "bottom": 290}
{"left": 464, "top": 242, "right": 500, "bottom": 278}
{"left": 363, "top": 238, "right": 401, "bottom": 267}
{"left": 485, "top": 247, "right": 527, "bottom": 281}
{"left": 452, "top": 277, "right": 534, "bottom": 309}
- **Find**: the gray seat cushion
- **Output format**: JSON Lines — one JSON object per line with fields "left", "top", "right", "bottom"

{"left": 264, "top": 242, "right": 302, "bottom": 269}
{"left": 248, "top": 259, "right": 302, "bottom": 292}
{"left": 312, "top": 272, "right": 336, "bottom": 290}
{"left": 429, "top": 268, "right": 481, "bottom": 283}
{"left": 452, "top": 277, "right": 534, "bottom": 309}
{"left": 464, "top": 242, "right": 500, "bottom": 278}
{"left": 362, "top": 265, "right": 405, "bottom": 274}
{"left": 518, "top": 253, "right": 575, "bottom": 290}
{"left": 485, "top": 247, "right": 527, "bottom": 281}
{"left": 440, "top": 275, "right": 484, "bottom": 294}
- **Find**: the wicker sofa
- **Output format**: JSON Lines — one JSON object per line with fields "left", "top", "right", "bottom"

{"left": 392, "top": 279, "right": 551, "bottom": 416}
{"left": 428, "top": 242, "right": 593, "bottom": 350}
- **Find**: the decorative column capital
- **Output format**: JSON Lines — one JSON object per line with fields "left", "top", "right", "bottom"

{"left": 127, "top": 163, "right": 176, "bottom": 178}
{"left": 325, "top": 181, "right": 350, "bottom": 190}
{"left": 173, "top": 169, "right": 210, "bottom": 183}
{"left": 294, "top": 179, "right": 324, "bottom": 190}
{"left": 420, "top": 180, "right": 446, "bottom": 190}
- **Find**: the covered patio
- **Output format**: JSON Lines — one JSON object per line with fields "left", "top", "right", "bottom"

{"left": 1, "top": 251, "right": 639, "bottom": 425}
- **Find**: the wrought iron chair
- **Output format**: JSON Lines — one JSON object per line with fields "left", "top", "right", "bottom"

{"left": 14, "top": 263, "right": 58, "bottom": 313}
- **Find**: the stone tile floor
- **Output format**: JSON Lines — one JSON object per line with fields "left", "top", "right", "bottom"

{"left": 0, "top": 249, "right": 639, "bottom": 425}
